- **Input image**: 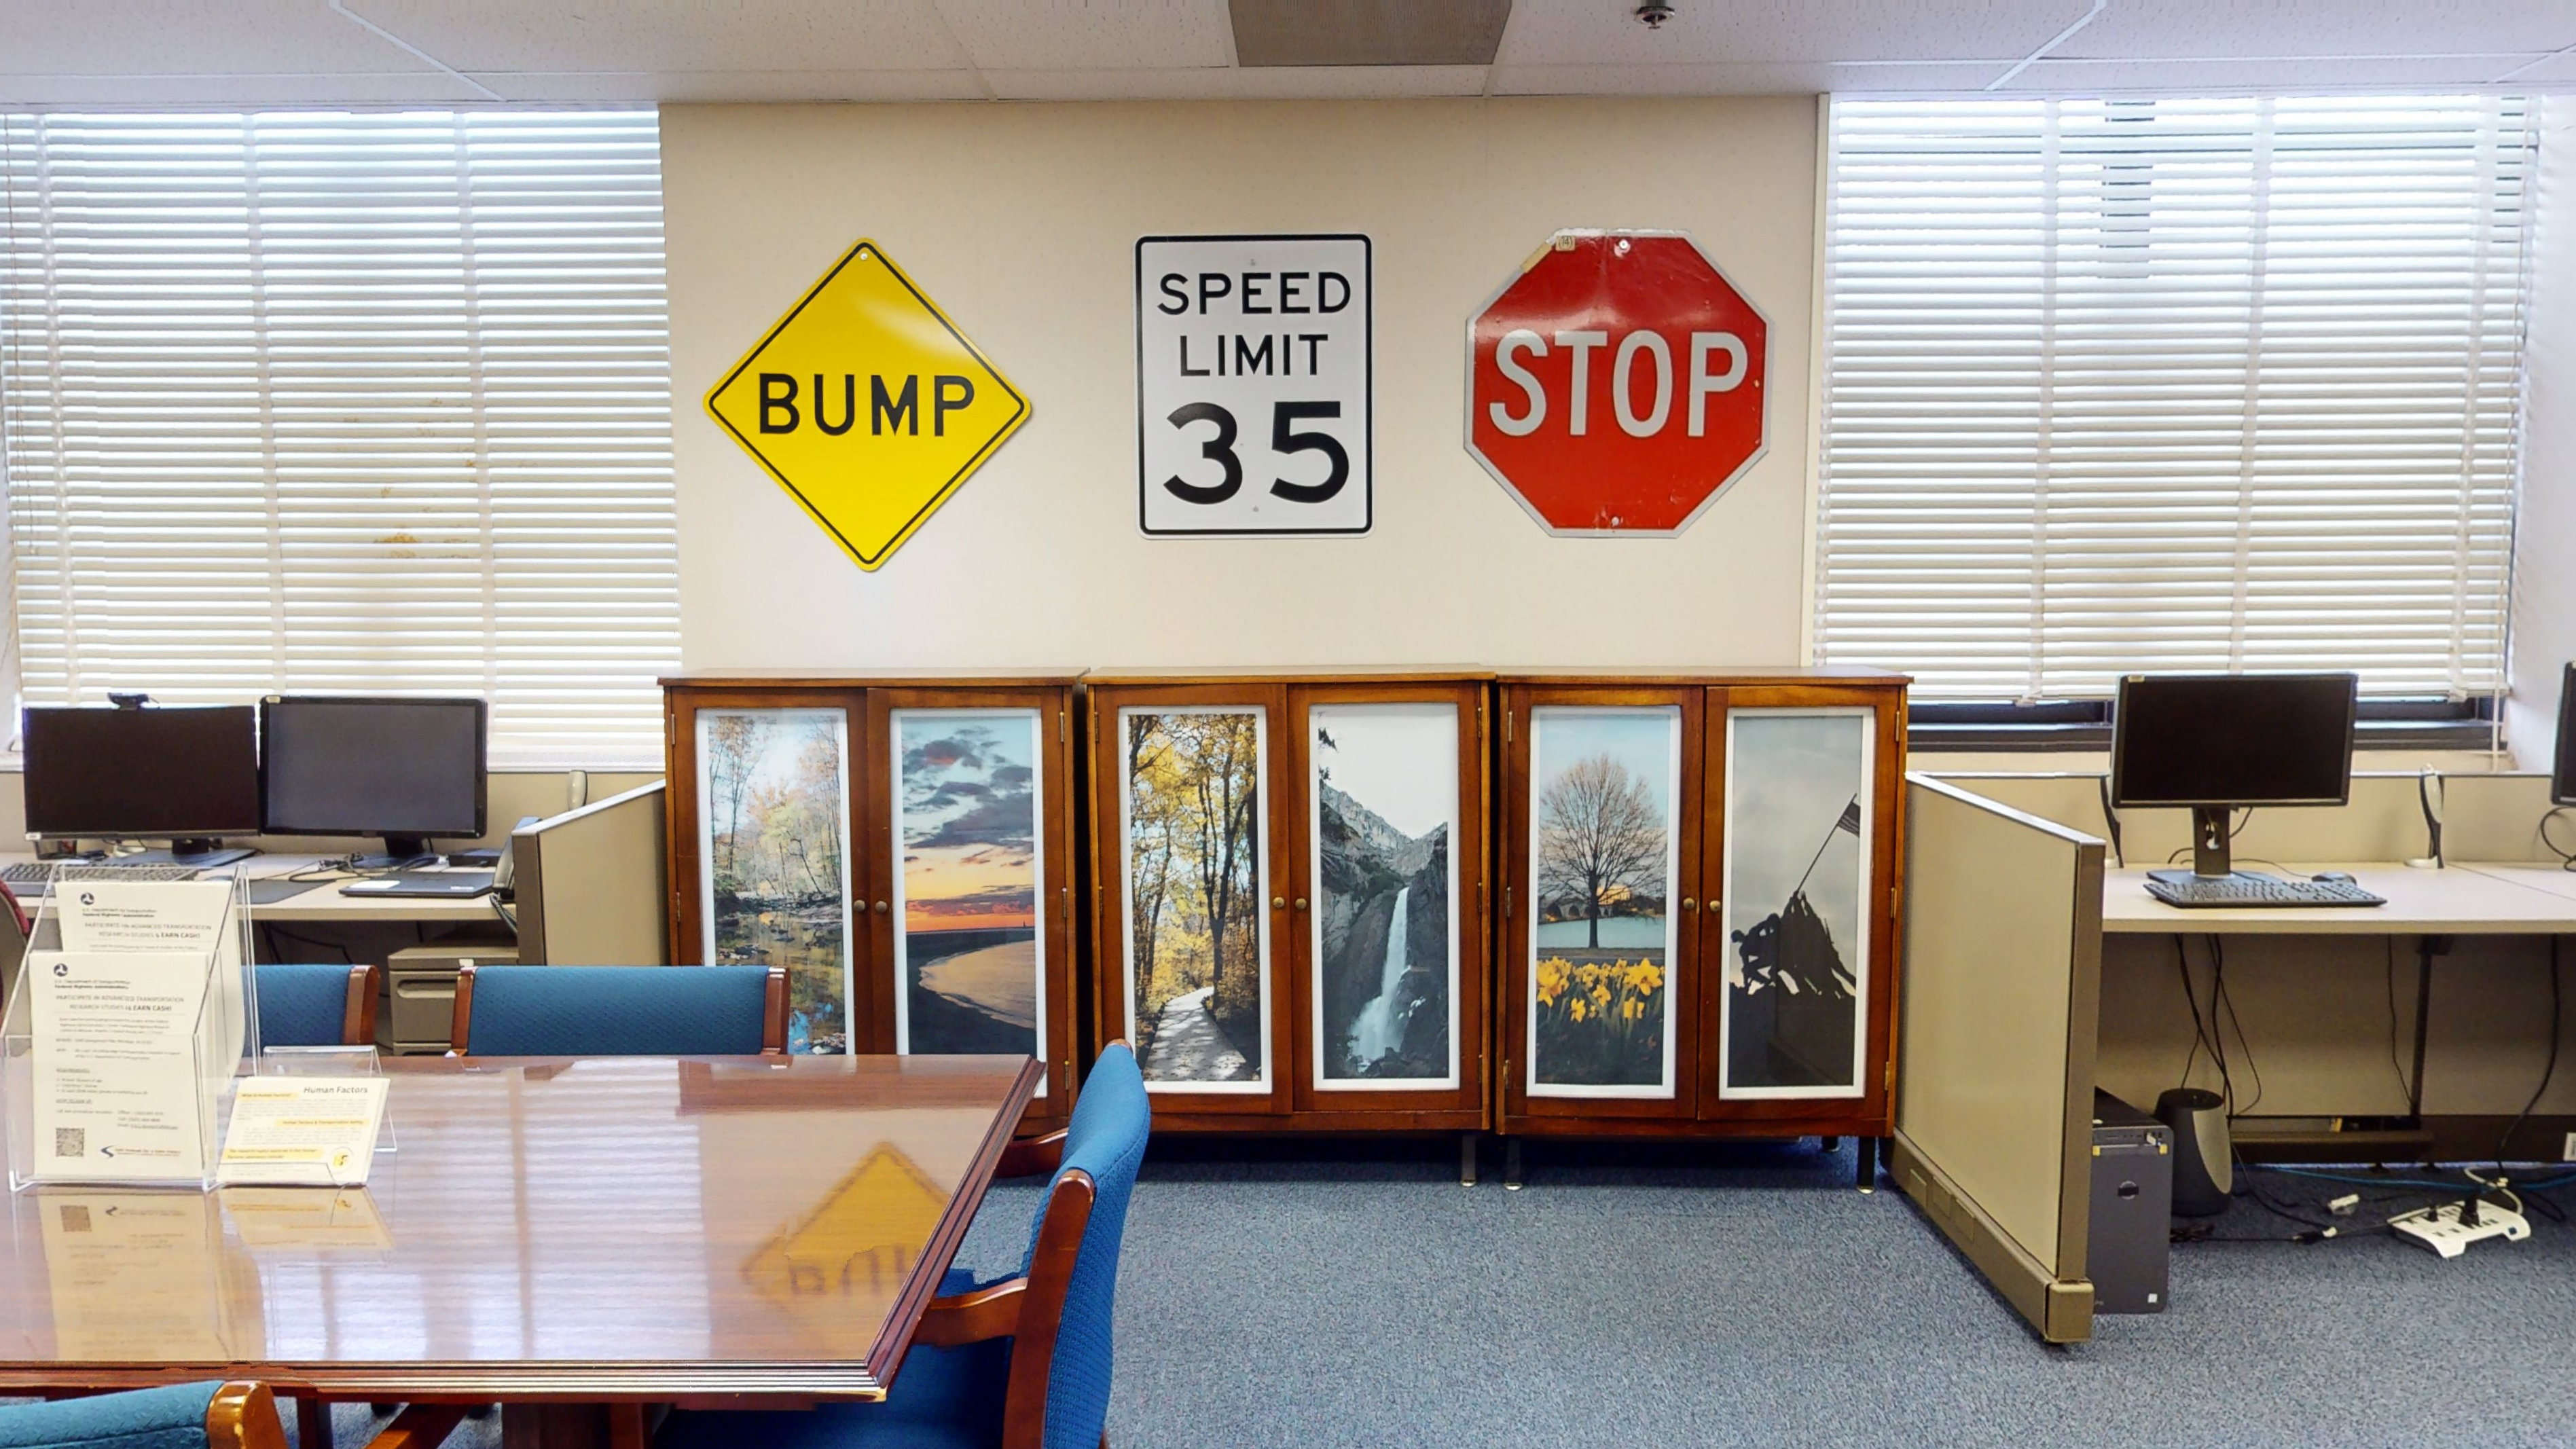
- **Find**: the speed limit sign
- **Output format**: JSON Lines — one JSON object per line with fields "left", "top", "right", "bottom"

{"left": 1136, "top": 234, "right": 1371, "bottom": 536}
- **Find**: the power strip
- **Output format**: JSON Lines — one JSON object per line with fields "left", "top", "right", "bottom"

{"left": 2389, "top": 1200, "right": 2530, "bottom": 1259}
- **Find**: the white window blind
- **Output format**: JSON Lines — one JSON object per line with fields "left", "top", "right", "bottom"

{"left": 1815, "top": 95, "right": 2535, "bottom": 701}
{"left": 0, "top": 109, "right": 678, "bottom": 765}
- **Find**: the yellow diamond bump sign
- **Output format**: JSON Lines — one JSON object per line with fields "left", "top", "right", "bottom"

{"left": 707, "top": 240, "right": 1029, "bottom": 571}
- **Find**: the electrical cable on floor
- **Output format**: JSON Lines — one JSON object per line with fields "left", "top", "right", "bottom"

{"left": 2487, "top": 935, "right": 2563, "bottom": 1172}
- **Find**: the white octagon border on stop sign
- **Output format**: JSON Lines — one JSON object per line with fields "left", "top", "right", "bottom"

{"left": 1461, "top": 228, "right": 1773, "bottom": 538}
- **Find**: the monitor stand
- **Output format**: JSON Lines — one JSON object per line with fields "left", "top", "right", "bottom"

{"left": 351, "top": 835, "right": 437, "bottom": 872}
{"left": 110, "top": 839, "right": 257, "bottom": 869}
{"left": 2145, "top": 805, "right": 2279, "bottom": 887}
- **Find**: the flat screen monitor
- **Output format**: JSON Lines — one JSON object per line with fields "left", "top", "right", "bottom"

{"left": 23, "top": 705, "right": 261, "bottom": 842}
{"left": 2110, "top": 672, "right": 2357, "bottom": 879}
{"left": 2555, "top": 662, "right": 2576, "bottom": 807}
{"left": 260, "top": 696, "right": 487, "bottom": 862}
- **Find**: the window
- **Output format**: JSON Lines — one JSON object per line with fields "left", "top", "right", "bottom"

{"left": 0, "top": 109, "right": 678, "bottom": 766}
{"left": 1814, "top": 96, "right": 2537, "bottom": 705}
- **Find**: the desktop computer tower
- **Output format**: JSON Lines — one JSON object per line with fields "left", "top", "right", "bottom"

{"left": 2089, "top": 1090, "right": 2172, "bottom": 1315}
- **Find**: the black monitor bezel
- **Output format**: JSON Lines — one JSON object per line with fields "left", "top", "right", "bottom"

{"left": 22, "top": 703, "right": 263, "bottom": 840}
{"left": 2108, "top": 672, "right": 2359, "bottom": 810}
{"left": 257, "top": 694, "right": 489, "bottom": 839}
{"left": 2554, "top": 662, "right": 2576, "bottom": 808}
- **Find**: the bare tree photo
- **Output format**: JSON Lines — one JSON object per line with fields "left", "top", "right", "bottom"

{"left": 1537, "top": 755, "right": 1667, "bottom": 949}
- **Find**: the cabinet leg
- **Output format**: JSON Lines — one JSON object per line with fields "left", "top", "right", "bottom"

{"left": 1820, "top": 1135, "right": 1840, "bottom": 1151}
{"left": 1459, "top": 1132, "right": 1478, "bottom": 1187}
{"left": 1503, "top": 1135, "right": 1524, "bottom": 1191}
{"left": 1856, "top": 1135, "right": 1879, "bottom": 1193}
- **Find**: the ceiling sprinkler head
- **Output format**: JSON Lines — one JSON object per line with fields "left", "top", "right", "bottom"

{"left": 1635, "top": 0, "right": 1675, "bottom": 29}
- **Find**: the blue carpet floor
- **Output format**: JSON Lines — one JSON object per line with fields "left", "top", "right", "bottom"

{"left": 945, "top": 1139, "right": 2576, "bottom": 1449}
{"left": 299, "top": 1140, "right": 2576, "bottom": 1449}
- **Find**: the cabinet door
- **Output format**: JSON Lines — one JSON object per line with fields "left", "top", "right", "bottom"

{"left": 1288, "top": 682, "right": 1487, "bottom": 1122}
{"left": 1090, "top": 684, "right": 1290, "bottom": 1115}
{"left": 1700, "top": 684, "right": 1900, "bottom": 1124}
{"left": 668, "top": 688, "right": 869, "bottom": 1054}
{"left": 1501, "top": 686, "right": 1703, "bottom": 1123}
{"left": 867, "top": 687, "right": 1077, "bottom": 1114}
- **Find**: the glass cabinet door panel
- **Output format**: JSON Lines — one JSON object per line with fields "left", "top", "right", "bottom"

{"left": 1121, "top": 708, "right": 1270, "bottom": 1092}
{"left": 890, "top": 708, "right": 1047, "bottom": 1093}
{"left": 1309, "top": 703, "right": 1460, "bottom": 1092}
{"left": 695, "top": 708, "right": 854, "bottom": 1054}
{"left": 1526, "top": 706, "right": 1682, "bottom": 1099}
{"left": 1719, "top": 707, "right": 1874, "bottom": 1099}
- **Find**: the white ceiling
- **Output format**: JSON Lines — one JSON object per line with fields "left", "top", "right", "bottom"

{"left": 1, "top": 0, "right": 2569, "bottom": 106}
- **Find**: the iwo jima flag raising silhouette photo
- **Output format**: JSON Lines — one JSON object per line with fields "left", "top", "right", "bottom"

{"left": 1728, "top": 794, "right": 1862, "bottom": 1090}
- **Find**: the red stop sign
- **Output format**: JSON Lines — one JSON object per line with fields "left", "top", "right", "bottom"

{"left": 1466, "top": 231, "right": 1768, "bottom": 534}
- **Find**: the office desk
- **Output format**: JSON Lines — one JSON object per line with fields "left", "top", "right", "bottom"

{"left": 2102, "top": 864, "right": 2576, "bottom": 934}
{"left": 0, "top": 1053, "right": 1040, "bottom": 1447}
{"left": 0, "top": 854, "right": 499, "bottom": 924}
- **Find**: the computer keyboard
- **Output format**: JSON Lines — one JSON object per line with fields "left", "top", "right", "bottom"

{"left": 0, "top": 861, "right": 204, "bottom": 885}
{"left": 2145, "top": 872, "right": 2385, "bottom": 909}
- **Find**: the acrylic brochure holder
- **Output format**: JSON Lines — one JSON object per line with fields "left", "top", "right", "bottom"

{"left": 1, "top": 868, "right": 260, "bottom": 1192}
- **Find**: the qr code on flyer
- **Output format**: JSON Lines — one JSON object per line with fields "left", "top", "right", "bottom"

{"left": 54, "top": 1127, "right": 83, "bottom": 1158}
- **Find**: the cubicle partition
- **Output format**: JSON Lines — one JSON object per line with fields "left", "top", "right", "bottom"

{"left": 1893, "top": 775, "right": 2105, "bottom": 1344}
{"left": 514, "top": 781, "right": 669, "bottom": 966}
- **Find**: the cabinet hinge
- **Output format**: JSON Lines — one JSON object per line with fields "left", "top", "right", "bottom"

{"left": 1059, "top": 711, "right": 1068, "bottom": 744}
{"left": 1504, "top": 884, "right": 1512, "bottom": 918}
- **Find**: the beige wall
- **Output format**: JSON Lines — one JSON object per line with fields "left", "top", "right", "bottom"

{"left": 661, "top": 98, "right": 1820, "bottom": 672}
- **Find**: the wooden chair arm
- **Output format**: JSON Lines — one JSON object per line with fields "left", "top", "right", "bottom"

{"left": 342, "top": 964, "right": 381, "bottom": 1047}
{"left": 206, "top": 1382, "right": 288, "bottom": 1449}
{"left": 355, "top": 1403, "right": 467, "bottom": 1449}
{"left": 998, "top": 1129, "right": 1067, "bottom": 1178}
{"left": 446, "top": 961, "right": 478, "bottom": 1056}
{"left": 915, "top": 1277, "right": 1026, "bottom": 1348}
{"left": 761, "top": 965, "right": 789, "bottom": 1054}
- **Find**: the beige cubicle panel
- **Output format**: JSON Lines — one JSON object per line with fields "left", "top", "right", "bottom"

{"left": 1893, "top": 774, "right": 2105, "bottom": 1344}
{"left": 515, "top": 782, "right": 668, "bottom": 966}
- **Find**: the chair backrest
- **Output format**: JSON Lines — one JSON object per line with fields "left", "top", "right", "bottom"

{"left": 0, "top": 1379, "right": 285, "bottom": 1449}
{"left": 1013, "top": 1042, "right": 1150, "bottom": 1449}
{"left": 451, "top": 963, "right": 787, "bottom": 1057}
{"left": 253, "top": 963, "right": 379, "bottom": 1047}
{"left": 0, "top": 881, "right": 28, "bottom": 1019}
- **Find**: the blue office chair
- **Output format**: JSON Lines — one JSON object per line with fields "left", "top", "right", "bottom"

{"left": 448, "top": 964, "right": 787, "bottom": 1056}
{"left": 0, "top": 1380, "right": 288, "bottom": 1449}
{"left": 659, "top": 1042, "right": 1152, "bottom": 1449}
{"left": 253, "top": 963, "right": 379, "bottom": 1048}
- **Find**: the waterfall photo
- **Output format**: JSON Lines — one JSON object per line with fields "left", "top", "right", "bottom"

{"left": 1720, "top": 708, "right": 1872, "bottom": 1098}
{"left": 1123, "top": 708, "right": 1268, "bottom": 1088}
{"left": 892, "top": 710, "right": 1043, "bottom": 1067}
{"left": 1310, "top": 704, "right": 1458, "bottom": 1089}
{"left": 1527, "top": 708, "right": 1680, "bottom": 1096}
{"left": 697, "top": 708, "right": 854, "bottom": 1054}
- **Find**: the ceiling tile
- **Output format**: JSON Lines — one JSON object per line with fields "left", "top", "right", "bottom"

{"left": 937, "top": 0, "right": 1233, "bottom": 71}
{"left": 2067, "top": 1, "right": 2576, "bottom": 62}
{"left": 987, "top": 64, "right": 1490, "bottom": 100}
{"left": 473, "top": 69, "right": 992, "bottom": 103}
{"left": 1230, "top": 0, "right": 1510, "bottom": 67}
{"left": 2005, "top": 54, "right": 2540, "bottom": 90}
{"left": 0, "top": 71, "right": 478, "bottom": 105}
{"left": 0, "top": 0, "right": 426, "bottom": 75}
{"left": 353, "top": 0, "right": 970, "bottom": 73}
{"left": 1493, "top": 0, "right": 2065, "bottom": 68}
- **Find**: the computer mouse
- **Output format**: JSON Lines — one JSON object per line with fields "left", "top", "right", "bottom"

{"left": 2312, "top": 870, "right": 2357, "bottom": 884}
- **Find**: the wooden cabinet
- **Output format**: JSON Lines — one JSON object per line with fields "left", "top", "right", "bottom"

{"left": 1495, "top": 671, "right": 1907, "bottom": 1148}
{"left": 1084, "top": 671, "right": 1491, "bottom": 1133}
{"left": 661, "top": 674, "right": 1080, "bottom": 1131}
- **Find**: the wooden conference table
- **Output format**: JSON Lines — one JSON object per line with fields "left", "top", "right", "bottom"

{"left": 0, "top": 1052, "right": 1042, "bottom": 1448}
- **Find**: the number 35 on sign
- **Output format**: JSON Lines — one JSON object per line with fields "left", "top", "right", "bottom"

{"left": 1136, "top": 234, "right": 1371, "bottom": 536}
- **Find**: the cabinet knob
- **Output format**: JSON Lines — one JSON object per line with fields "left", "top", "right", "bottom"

{"left": 873, "top": 900, "right": 889, "bottom": 913}
{"left": 1682, "top": 897, "right": 1697, "bottom": 912}
{"left": 1272, "top": 896, "right": 1286, "bottom": 909}
{"left": 1294, "top": 897, "right": 1309, "bottom": 911}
